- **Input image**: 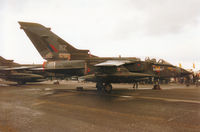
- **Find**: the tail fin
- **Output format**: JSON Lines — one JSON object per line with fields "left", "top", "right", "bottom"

{"left": 0, "top": 56, "right": 19, "bottom": 66}
{"left": 19, "top": 22, "right": 97, "bottom": 61}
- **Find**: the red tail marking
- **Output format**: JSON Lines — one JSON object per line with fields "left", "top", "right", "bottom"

{"left": 49, "top": 44, "right": 58, "bottom": 53}
{"left": 87, "top": 68, "right": 90, "bottom": 73}
{"left": 42, "top": 61, "right": 47, "bottom": 71}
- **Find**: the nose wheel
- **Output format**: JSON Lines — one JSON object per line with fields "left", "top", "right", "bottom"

{"left": 152, "top": 79, "right": 161, "bottom": 90}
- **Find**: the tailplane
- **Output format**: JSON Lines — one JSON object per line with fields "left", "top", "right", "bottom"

{"left": 19, "top": 22, "right": 97, "bottom": 61}
{"left": 0, "top": 56, "right": 19, "bottom": 66}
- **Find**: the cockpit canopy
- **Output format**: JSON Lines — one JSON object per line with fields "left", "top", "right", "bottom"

{"left": 145, "top": 57, "right": 172, "bottom": 65}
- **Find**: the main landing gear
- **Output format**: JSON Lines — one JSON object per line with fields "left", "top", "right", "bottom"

{"left": 152, "top": 80, "right": 161, "bottom": 90}
{"left": 96, "top": 82, "right": 112, "bottom": 94}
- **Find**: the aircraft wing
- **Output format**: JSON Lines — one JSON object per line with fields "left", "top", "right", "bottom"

{"left": 84, "top": 60, "right": 153, "bottom": 83}
{"left": 0, "top": 66, "right": 39, "bottom": 71}
{"left": 95, "top": 60, "right": 132, "bottom": 67}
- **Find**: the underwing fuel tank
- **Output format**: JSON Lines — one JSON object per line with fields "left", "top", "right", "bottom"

{"left": 42, "top": 60, "right": 86, "bottom": 76}
{"left": 43, "top": 60, "right": 85, "bottom": 69}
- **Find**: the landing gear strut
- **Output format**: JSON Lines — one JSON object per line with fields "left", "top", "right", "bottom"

{"left": 96, "top": 82, "right": 112, "bottom": 93}
{"left": 133, "top": 82, "right": 138, "bottom": 90}
{"left": 96, "top": 82, "right": 104, "bottom": 92}
{"left": 153, "top": 79, "right": 161, "bottom": 90}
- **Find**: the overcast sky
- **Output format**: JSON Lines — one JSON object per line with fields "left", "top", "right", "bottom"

{"left": 1, "top": 0, "right": 200, "bottom": 70}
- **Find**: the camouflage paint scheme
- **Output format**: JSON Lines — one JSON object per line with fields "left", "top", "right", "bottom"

{"left": 19, "top": 22, "right": 190, "bottom": 92}
{"left": 0, "top": 56, "right": 45, "bottom": 85}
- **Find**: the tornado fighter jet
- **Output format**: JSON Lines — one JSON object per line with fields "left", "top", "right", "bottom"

{"left": 0, "top": 56, "right": 45, "bottom": 85}
{"left": 19, "top": 22, "right": 191, "bottom": 92}
{"left": 82, "top": 59, "right": 190, "bottom": 92}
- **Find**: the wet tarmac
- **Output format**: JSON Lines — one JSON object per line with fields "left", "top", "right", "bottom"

{"left": 0, "top": 81, "right": 199, "bottom": 132}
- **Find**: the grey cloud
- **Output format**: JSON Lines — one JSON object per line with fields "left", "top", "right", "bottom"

{"left": 1, "top": 0, "right": 199, "bottom": 68}
{"left": 113, "top": 0, "right": 200, "bottom": 36}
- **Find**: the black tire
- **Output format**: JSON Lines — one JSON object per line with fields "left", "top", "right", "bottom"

{"left": 104, "top": 83, "right": 112, "bottom": 94}
{"left": 153, "top": 84, "right": 161, "bottom": 90}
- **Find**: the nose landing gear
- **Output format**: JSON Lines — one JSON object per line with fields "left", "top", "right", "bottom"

{"left": 152, "top": 79, "right": 161, "bottom": 90}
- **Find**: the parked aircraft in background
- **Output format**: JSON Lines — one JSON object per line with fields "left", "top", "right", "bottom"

{"left": 19, "top": 22, "right": 191, "bottom": 93}
{"left": 0, "top": 56, "right": 45, "bottom": 85}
